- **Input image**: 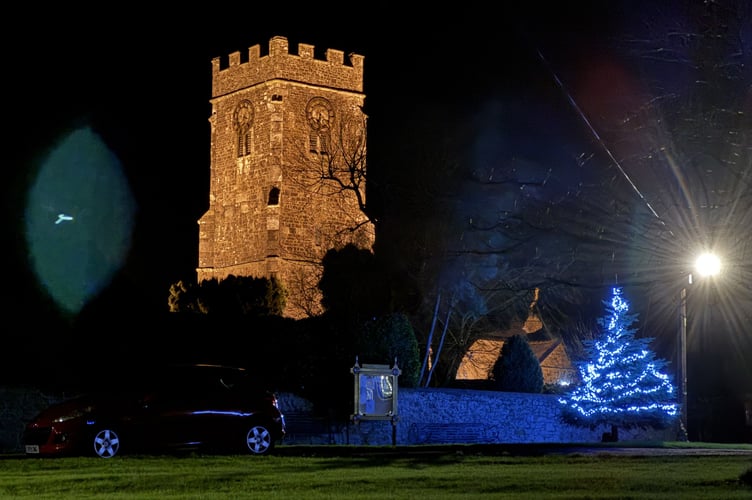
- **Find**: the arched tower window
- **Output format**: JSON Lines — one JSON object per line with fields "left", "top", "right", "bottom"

{"left": 268, "top": 187, "right": 280, "bottom": 206}
{"left": 305, "top": 97, "right": 334, "bottom": 155}
{"left": 233, "top": 100, "right": 254, "bottom": 157}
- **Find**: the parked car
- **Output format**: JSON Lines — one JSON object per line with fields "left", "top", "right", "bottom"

{"left": 23, "top": 363, "right": 285, "bottom": 458}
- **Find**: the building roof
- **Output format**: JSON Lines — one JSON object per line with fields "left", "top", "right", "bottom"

{"left": 455, "top": 337, "right": 567, "bottom": 380}
{"left": 456, "top": 288, "right": 578, "bottom": 383}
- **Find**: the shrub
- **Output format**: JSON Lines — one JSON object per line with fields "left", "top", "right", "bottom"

{"left": 491, "top": 334, "right": 543, "bottom": 393}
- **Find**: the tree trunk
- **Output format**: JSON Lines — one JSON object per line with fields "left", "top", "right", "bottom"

{"left": 602, "top": 424, "right": 619, "bottom": 442}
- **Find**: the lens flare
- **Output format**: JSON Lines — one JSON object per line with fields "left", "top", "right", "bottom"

{"left": 24, "top": 126, "right": 136, "bottom": 315}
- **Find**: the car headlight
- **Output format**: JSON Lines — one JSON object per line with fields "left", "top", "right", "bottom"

{"left": 53, "top": 405, "right": 94, "bottom": 423}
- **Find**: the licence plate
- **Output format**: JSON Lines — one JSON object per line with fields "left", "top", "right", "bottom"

{"left": 25, "top": 445, "right": 39, "bottom": 454}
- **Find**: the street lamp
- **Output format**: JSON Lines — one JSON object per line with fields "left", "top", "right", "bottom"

{"left": 678, "top": 252, "right": 721, "bottom": 439}
{"left": 695, "top": 253, "right": 722, "bottom": 278}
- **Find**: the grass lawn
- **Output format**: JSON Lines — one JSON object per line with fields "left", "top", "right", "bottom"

{"left": 2, "top": 444, "right": 751, "bottom": 499}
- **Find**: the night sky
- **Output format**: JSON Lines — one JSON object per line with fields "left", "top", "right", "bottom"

{"left": 6, "top": 2, "right": 751, "bottom": 430}
{"left": 6, "top": 3, "right": 620, "bottom": 320}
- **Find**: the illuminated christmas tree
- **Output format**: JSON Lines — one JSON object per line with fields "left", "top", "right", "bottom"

{"left": 559, "top": 287, "right": 679, "bottom": 433}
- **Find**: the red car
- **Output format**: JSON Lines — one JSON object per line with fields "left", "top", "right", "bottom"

{"left": 23, "top": 363, "right": 286, "bottom": 458}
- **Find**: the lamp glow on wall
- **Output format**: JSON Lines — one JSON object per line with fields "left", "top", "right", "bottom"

{"left": 678, "top": 252, "right": 722, "bottom": 437}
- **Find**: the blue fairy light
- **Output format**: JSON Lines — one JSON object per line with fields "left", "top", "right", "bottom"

{"left": 559, "top": 287, "right": 679, "bottom": 429}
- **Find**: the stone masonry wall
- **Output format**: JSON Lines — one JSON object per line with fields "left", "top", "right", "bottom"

{"left": 211, "top": 36, "right": 364, "bottom": 97}
{"left": 197, "top": 36, "right": 374, "bottom": 319}
{"left": 1, "top": 387, "right": 676, "bottom": 453}
{"left": 0, "top": 387, "right": 71, "bottom": 454}
{"left": 280, "top": 388, "right": 677, "bottom": 446}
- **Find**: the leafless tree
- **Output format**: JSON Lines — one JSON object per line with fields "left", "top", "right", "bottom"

{"left": 572, "top": 0, "right": 752, "bottom": 371}
{"left": 284, "top": 108, "right": 376, "bottom": 316}
{"left": 528, "top": 0, "right": 752, "bottom": 416}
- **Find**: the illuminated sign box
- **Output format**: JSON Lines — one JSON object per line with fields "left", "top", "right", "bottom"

{"left": 351, "top": 359, "right": 401, "bottom": 422}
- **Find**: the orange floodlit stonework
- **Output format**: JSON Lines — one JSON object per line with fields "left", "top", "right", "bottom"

{"left": 197, "top": 36, "right": 374, "bottom": 318}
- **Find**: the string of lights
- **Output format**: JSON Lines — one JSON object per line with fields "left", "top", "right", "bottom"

{"left": 559, "top": 287, "right": 679, "bottom": 428}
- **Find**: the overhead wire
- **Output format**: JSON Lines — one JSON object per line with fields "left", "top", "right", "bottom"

{"left": 535, "top": 48, "right": 674, "bottom": 238}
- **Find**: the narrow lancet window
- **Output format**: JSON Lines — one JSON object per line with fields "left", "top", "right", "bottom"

{"left": 268, "top": 187, "right": 280, "bottom": 206}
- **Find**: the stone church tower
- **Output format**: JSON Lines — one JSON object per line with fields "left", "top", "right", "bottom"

{"left": 197, "top": 36, "right": 375, "bottom": 318}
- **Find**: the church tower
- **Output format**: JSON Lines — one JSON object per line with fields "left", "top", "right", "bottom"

{"left": 197, "top": 36, "right": 374, "bottom": 318}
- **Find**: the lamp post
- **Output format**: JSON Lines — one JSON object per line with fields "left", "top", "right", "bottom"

{"left": 679, "top": 252, "right": 721, "bottom": 439}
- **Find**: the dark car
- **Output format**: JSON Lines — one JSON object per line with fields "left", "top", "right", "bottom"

{"left": 23, "top": 363, "right": 286, "bottom": 458}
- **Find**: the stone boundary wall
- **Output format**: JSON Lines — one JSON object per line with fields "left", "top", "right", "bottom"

{"left": 1, "top": 387, "right": 676, "bottom": 453}
{"left": 280, "top": 388, "right": 676, "bottom": 446}
{"left": 0, "top": 386, "right": 73, "bottom": 454}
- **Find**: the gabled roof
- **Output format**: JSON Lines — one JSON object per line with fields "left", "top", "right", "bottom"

{"left": 455, "top": 337, "right": 566, "bottom": 380}
{"left": 455, "top": 338, "right": 503, "bottom": 380}
{"left": 456, "top": 288, "right": 577, "bottom": 383}
{"left": 529, "top": 338, "right": 563, "bottom": 362}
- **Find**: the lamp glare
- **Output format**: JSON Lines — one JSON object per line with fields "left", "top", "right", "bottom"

{"left": 695, "top": 253, "right": 721, "bottom": 277}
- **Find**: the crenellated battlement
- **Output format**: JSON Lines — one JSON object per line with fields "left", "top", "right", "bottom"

{"left": 211, "top": 36, "right": 364, "bottom": 98}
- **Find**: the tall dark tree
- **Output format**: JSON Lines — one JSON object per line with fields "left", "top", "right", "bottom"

{"left": 318, "top": 243, "right": 391, "bottom": 323}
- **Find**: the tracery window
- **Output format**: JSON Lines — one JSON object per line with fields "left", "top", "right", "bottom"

{"left": 305, "top": 97, "right": 334, "bottom": 155}
{"left": 233, "top": 100, "right": 254, "bottom": 157}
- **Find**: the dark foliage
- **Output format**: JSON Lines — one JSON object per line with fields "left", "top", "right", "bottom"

{"left": 491, "top": 334, "right": 543, "bottom": 393}
{"left": 740, "top": 467, "right": 752, "bottom": 488}
{"left": 355, "top": 313, "right": 421, "bottom": 388}
{"left": 167, "top": 275, "right": 286, "bottom": 316}
{"left": 318, "top": 243, "right": 393, "bottom": 321}
{"left": 281, "top": 313, "right": 360, "bottom": 418}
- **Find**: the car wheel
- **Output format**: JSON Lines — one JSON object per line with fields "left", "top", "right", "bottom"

{"left": 245, "top": 424, "right": 274, "bottom": 455}
{"left": 92, "top": 428, "right": 121, "bottom": 458}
